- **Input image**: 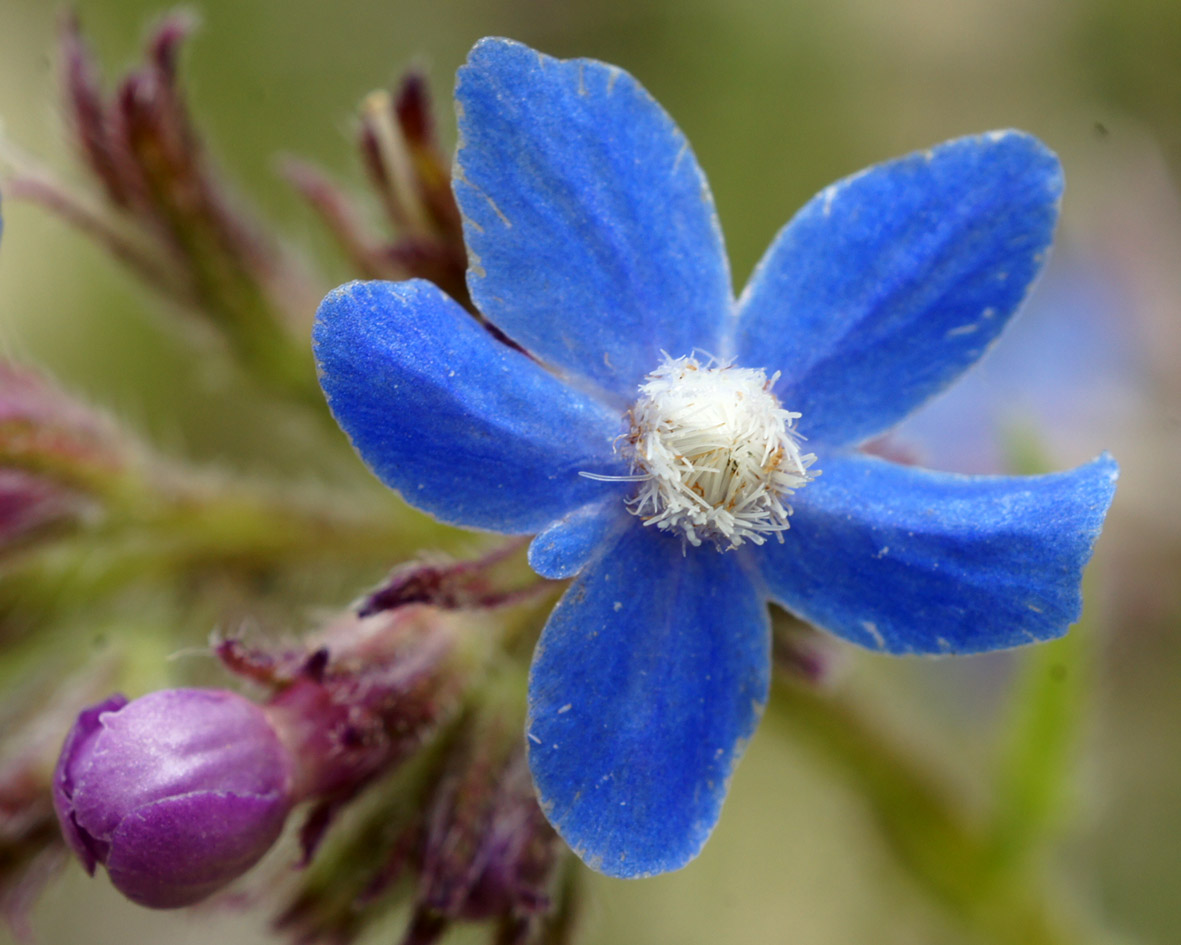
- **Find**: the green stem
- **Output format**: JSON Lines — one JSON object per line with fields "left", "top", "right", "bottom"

{"left": 985, "top": 615, "right": 1090, "bottom": 876}
{"left": 0, "top": 467, "right": 465, "bottom": 613}
{"left": 765, "top": 677, "right": 1122, "bottom": 945}
{"left": 987, "top": 433, "right": 1094, "bottom": 873}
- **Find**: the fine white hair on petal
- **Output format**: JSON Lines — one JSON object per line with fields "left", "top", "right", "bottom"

{"left": 618, "top": 354, "right": 818, "bottom": 550}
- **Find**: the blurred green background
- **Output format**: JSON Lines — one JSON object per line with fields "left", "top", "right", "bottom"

{"left": 1, "top": 1, "right": 1179, "bottom": 943}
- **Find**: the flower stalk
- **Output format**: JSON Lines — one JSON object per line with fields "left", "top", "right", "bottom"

{"left": 0, "top": 472, "right": 450, "bottom": 616}
{"left": 0, "top": 360, "right": 464, "bottom": 610}
{"left": 768, "top": 637, "right": 1121, "bottom": 945}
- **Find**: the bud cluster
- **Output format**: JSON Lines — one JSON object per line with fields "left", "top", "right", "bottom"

{"left": 284, "top": 72, "right": 471, "bottom": 312}
{"left": 4, "top": 14, "right": 319, "bottom": 401}
{"left": 275, "top": 686, "right": 571, "bottom": 945}
{"left": 46, "top": 600, "right": 572, "bottom": 942}
{"left": 47, "top": 600, "right": 490, "bottom": 913}
{"left": 223, "top": 604, "right": 478, "bottom": 857}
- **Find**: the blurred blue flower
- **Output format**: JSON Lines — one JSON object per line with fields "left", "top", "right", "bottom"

{"left": 313, "top": 38, "right": 1117, "bottom": 877}
{"left": 894, "top": 254, "right": 1142, "bottom": 474}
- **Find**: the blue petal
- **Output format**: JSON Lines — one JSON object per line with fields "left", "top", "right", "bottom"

{"left": 736, "top": 131, "right": 1063, "bottom": 447}
{"left": 455, "top": 38, "right": 732, "bottom": 400}
{"left": 313, "top": 279, "right": 626, "bottom": 533}
{"left": 528, "top": 498, "right": 630, "bottom": 579}
{"left": 527, "top": 523, "right": 769, "bottom": 877}
{"left": 750, "top": 452, "right": 1118, "bottom": 654}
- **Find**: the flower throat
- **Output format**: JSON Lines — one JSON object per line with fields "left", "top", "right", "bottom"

{"left": 603, "top": 354, "right": 817, "bottom": 549}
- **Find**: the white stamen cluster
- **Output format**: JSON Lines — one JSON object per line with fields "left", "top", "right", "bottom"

{"left": 619, "top": 354, "right": 817, "bottom": 550}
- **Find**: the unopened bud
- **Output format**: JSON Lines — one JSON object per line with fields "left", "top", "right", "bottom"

{"left": 287, "top": 72, "right": 470, "bottom": 309}
{"left": 52, "top": 689, "right": 296, "bottom": 908}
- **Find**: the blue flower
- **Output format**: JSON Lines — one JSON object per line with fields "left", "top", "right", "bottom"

{"left": 313, "top": 38, "right": 1117, "bottom": 878}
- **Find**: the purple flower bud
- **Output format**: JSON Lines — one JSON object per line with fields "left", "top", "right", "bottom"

{"left": 52, "top": 689, "right": 296, "bottom": 909}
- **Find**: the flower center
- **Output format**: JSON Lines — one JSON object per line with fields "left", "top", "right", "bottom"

{"left": 618, "top": 354, "right": 817, "bottom": 550}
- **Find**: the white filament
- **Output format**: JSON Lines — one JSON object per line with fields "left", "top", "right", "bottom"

{"left": 611, "top": 354, "right": 817, "bottom": 550}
